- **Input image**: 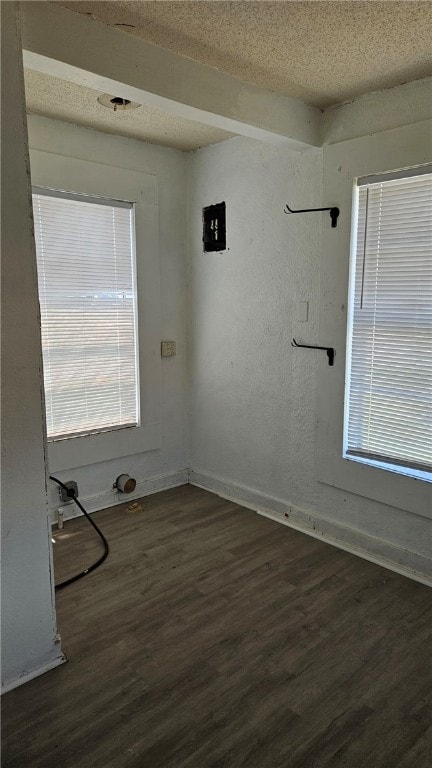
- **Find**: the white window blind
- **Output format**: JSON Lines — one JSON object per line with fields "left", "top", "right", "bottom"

{"left": 345, "top": 169, "right": 432, "bottom": 476}
{"left": 32, "top": 188, "right": 139, "bottom": 441}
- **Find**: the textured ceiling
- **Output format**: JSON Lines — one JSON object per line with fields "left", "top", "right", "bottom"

{"left": 24, "top": 68, "right": 235, "bottom": 151}
{"left": 55, "top": 1, "right": 432, "bottom": 108}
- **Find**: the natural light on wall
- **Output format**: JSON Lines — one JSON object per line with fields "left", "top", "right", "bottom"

{"left": 344, "top": 167, "right": 432, "bottom": 480}
{"left": 32, "top": 189, "right": 139, "bottom": 440}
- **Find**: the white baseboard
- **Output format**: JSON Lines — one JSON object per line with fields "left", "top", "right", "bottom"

{"left": 189, "top": 469, "right": 432, "bottom": 587}
{"left": 50, "top": 469, "right": 189, "bottom": 522}
{"left": 1, "top": 654, "right": 66, "bottom": 695}
{"left": 49, "top": 464, "right": 431, "bottom": 586}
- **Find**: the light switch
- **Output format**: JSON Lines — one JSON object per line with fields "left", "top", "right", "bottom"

{"left": 296, "top": 301, "right": 309, "bottom": 322}
{"left": 161, "top": 340, "right": 176, "bottom": 357}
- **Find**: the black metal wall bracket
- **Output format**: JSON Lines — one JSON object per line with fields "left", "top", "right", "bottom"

{"left": 284, "top": 203, "right": 340, "bottom": 228}
{"left": 291, "top": 338, "right": 335, "bottom": 366}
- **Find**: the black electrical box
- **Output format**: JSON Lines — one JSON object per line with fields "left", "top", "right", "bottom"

{"left": 202, "top": 201, "right": 226, "bottom": 252}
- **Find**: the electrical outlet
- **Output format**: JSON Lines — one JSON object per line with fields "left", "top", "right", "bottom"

{"left": 58, "top": 480, "right": 78, "bottom": 503}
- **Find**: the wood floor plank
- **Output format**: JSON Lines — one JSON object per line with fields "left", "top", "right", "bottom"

{"left": 2, "top": 484, "right": 432, "bottom": 768}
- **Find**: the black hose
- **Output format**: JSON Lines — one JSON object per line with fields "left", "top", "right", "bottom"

{"left": 49, "top": 475, "right": 109, "bottom": 591}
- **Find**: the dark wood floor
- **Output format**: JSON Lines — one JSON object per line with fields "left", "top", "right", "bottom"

{"left": 2, "top": 484, "right": 432, "bottom": 767}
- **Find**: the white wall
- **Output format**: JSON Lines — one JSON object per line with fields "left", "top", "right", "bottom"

{"left": 188, "top": 114, "right": 432, "bottom": 581}
{"left": 188, "top": 136, "right": 322, "bottom": 495}
{"left": 1, "top": 4, "right": 64, "bottom": 692}
{"left": 27, "top": 116, "right": 189, "bottom": 516}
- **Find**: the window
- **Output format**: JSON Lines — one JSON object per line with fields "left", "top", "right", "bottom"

{"left": 33, "top": 188, "right": 139, "bottom": 441}
{"left": 344, "top": 167, "right": 432, "bottom": 480}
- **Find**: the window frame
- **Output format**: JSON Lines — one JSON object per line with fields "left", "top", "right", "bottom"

{"left": 315, "top": 122, "right": 432, "bottom": 520}
{"left": 32, "top": 186, "right": 141, "bottom": 442}
{"left": 30, "top": 149, "right": 162, "bottom": 472}
{"left": 343, "top": 169, "right": 432, "bottom": 483}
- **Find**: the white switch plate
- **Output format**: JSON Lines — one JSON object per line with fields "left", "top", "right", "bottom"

{"left": 296, "top": 301, "right": 309, "bottom": 322}
{"left": 161, "top": 340, "right": 176, "bottom": 357}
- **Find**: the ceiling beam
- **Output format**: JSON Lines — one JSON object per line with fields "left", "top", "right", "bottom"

{"left": 21, "top": 2, "right": 321, "bottom": 151}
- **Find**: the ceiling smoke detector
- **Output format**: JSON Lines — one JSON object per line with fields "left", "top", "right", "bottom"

{"left": 97, "top": 94, "right": 141, "bottom": 111}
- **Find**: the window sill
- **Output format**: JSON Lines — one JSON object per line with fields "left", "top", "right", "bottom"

{"left": 317, "top": 449, "right": 432, "bottom": 520}
{"left": 48, "top": 421, "right": 161, "bottom": 472}
{"left": 343, "top": 453, "right": 432, "bottom": 484}
{"left": 48, "top": 422, "right": 138, "bottom": 443}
